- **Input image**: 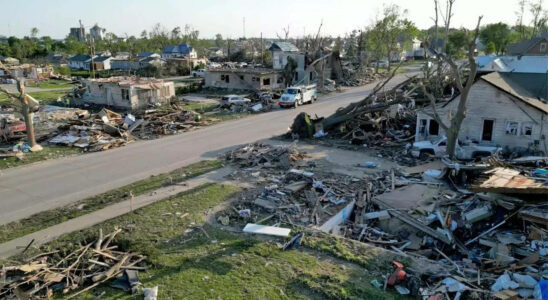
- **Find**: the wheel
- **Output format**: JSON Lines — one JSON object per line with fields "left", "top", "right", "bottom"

{"left": 294, "top": 101, "right": 299, "bottom": 108}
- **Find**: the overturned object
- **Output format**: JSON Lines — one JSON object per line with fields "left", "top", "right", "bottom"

{"left": 243, "top": 223, "right": 291, "bottom": 237}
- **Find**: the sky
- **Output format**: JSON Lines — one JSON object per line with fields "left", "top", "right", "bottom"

{"left": 0, "top": 0, "right": 536, "bottom": 39}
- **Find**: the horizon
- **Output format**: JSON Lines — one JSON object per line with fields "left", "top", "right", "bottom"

{"left": 0, "top": 0, "right": 539, "bottom": 39}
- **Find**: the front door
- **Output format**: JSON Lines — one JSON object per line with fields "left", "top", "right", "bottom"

{"left": 481, "top": 119, "right": 494, "bottom": 141}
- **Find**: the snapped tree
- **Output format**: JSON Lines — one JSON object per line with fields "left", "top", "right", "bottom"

{"left": 0, "top": 62, "right": 42, "bottom": 152}
{"left": 421, "top": 17, "right": 483, "bottom": 160}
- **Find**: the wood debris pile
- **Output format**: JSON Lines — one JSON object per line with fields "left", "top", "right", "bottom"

{"left": 341, "top": 66, "right": 387, "bottom": 87}
{"left": 223, "top": 142, "right": 306, "bottom": 169}
{"left": 44, "top": 104, "right": 204, "bottom": 151}
{"left": 0, "top": 229, "right": 146, "bottom": 299}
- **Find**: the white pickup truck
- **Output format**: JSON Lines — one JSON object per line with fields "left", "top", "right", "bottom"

{"left": 411, "top": 136, "right": 501, "bottom": 160}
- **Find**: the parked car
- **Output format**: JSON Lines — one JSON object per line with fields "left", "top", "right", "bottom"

{"left": 236, "top": 62, "right": 248, "bottom": 68}
{"left": 278, "top": 84, "right": 317, "bottom": 108}
{"left": 219, "top": 95, "right": 251, "bottom": 108}
{"left": 411, "top": 136, "right": 501, "bottom": 160}
{"left": 191, "top": 69, "right": 206, "bottom": 77}
{"left": 370, "top": 60, "right": 389, "bottom": 68}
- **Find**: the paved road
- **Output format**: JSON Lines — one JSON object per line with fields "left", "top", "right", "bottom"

{"left": 0, "top": 72, "right": 417, "bottom": 225}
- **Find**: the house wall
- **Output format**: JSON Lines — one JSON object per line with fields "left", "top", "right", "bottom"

{"left": 526, "top": 39, "right": 548, "bottom": 56}
{"left": 131, "top": 83, "right": 174, "bottom": 108}
{"left": 204, "top": 71, "right": 282, "bottom": 91}
{"left": 416, "top": 80, "right": 548, "bottom": 154}
{"left": 68, "top": 60, "right": 89, "bottom": 70}
{"left": 111, "top": 60, "right": 136, "bottom": 70}
{"left": 84, "top": 81, "right": 174, "bottom": 110}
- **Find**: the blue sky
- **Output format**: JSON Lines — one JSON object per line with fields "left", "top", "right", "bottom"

{"left": 0, "top": 0, "right": 532, "bottom": 39}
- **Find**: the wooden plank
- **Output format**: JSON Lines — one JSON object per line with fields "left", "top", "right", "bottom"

{"left": 243, "top": 223, "right": 291, "bottom": 237}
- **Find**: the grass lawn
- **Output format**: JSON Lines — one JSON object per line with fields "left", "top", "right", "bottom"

{"left": 27, "top": 79, "right": 74, "bottom": 89}
{"left": 0, "top": 160, "right": 223, "bottom": 244}
{"left": 17, "top": 183, "right": 406, "bottom": 300}
{"left": 0, "top": 145, "right": 82, "bottom": 170}
{"left": 28, "top": 90, "right": 69, "bottom": 105}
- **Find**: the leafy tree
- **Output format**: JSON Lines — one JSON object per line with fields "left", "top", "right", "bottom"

{"left": 480, "top": 22, "right": 511, "bottom": 55}
{"left": 446, "top": 30, "right": 469, "bottom": 57}
{"left": 485, "top": 41, "right": 496, "bottom": 54}
{"left": 215, "top": 34, "right": 224, "bottom": 48}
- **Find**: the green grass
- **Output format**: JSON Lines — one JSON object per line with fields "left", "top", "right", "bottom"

{"left": 0, "top": 160, "right": 223, "bottom": 244}
{"left": 28, "top": 90, "right": 69, "bottom": 105}
{"left": 0, "top": 90, "right": 68, "bottom": 105}
{"left": 0, "top": 145, "right": 82, "bottom": 170}
{"left": 15, "top": 183, "right": 406, "bottom": 300}
{"left": 26, "top": 79, "right": 73, "bottom": 89}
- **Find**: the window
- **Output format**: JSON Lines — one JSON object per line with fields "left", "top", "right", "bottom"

{"left": 277, "top": 77, "right": 283, "bottom": 84}
{"left": 540, "top": 42, "right": 547, "bottom": 53}
{"left": 505, "top": 121, "right": 519, "bottom": 135}
{"left": 262, "top": 78, "right": 270, "bottom": 85}
{"left": 521, "top": 122, "right": 533, "bottom": 136}
{"left": 418, "top": 119, "right": 427, "bottom": 135}
{"left": 121, "top": 89, "right": 129, "bottom": 100}
{"left": 429, "top": 119, "right": 439, "bottom": 136}
{"left": 239, "top": 75, "right": 244, "bottom": 80}
{"left": 224, "top": 75, "right": 229, "bottom": 83}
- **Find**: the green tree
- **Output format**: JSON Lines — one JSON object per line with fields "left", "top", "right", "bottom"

{"left": 446, "top": 30, "right": 469, "bottom": 57}
{"left": 215, "top": 34, "right": 224, "bottom": 48}
{"left": 485, "top": 41, "right": 496, "bottom": 54}
{"left": 480, "top": 22, "right": 511, "bottom": 55}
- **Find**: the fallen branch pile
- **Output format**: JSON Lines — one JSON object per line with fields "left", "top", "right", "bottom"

{"left": 0, "top": 229, "right": 146, "bottom": 299}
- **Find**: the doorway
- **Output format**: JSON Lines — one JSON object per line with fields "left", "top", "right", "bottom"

{"left": 481, "top": 119, "right": 494, "bottom": 141}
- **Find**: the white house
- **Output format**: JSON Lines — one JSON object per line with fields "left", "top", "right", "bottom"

{"left": 68, "top": 54, "right": 94, "bottom": 70}
{"left": 416, "top": 72, "right": 548, "bottom": 154}
{"left": 83, "top": 77, "right": 175, "bottom": 110}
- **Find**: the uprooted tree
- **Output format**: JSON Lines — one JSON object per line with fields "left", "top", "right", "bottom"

{"left": 0, "top": 62, "right": 42, "bottom": 151}
{"left": 420, "top": 16, "right": 483, "bottom": 160}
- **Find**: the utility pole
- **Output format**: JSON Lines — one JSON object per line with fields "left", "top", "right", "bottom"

{"left": 89, "top": 36, "right": 96, "bottom": 79}
{"left": 243, "top": 17, "right": 246, "bottom": 39}
{"left": 260, "top": 32, "right": 264, "bottom": 65}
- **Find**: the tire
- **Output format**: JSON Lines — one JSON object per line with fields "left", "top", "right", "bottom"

{"left": 294, "top": 101, "right": 298, "bottom": 108}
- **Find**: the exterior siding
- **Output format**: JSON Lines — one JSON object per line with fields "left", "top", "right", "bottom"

{"left": 526, "top": 39, "right": 548, "bottom": 56}
{"left": 204, "top": 71, "right": 282, "bottom": 91}
{"left": 417, "top": 80, "right": 548, "bottom": 154}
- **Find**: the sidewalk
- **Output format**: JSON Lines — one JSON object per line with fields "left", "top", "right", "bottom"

{"left": 0, "top": 167, "right": 234, "bottom": 259}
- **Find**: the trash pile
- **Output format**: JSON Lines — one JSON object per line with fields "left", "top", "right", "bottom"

{"left": 221, "top": 143, "right": 548, "bottom": 299}
{"left": 45, "top": 104, "right": 204, "bottom": 152}
{"left": 342, "top": 66, "right": 387, "bottom": 87}
{"left": 0, "top": 229, "right": 146, "bottom": 299}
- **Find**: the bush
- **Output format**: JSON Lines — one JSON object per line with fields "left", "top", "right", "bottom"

{"left": 175, "top": 82, "right": 202, "bottom": 95}
{"left": 54, "top": 66, "right": 71, "bottom": 76}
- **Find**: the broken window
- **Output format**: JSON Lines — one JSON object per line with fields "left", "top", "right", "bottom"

{"left": 263, "top": 78, "right": 270, "bottom": 85}
{"left": 277, "top": 77, "right": 283, "bottom": 84}
{"left": 418, "top": 119, "right": 427, "bottom": 136}
{"left": 521, "top": 122, "right": 533, "bottom": 136}
{"left": 429, "top": 119, "right": 439, "bottom": 136}
{"left": 505, "top": 121, "right": 519, "bottom": 135}
{"left": 239, "top": 75, "right": 244, "bottom": 80}
{"left": 121, "top": 89, "right": 129, "bottom": 100}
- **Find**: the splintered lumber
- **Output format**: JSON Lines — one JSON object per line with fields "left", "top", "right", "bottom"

{"left": 243, "top": 223, "right": 291, "bottom": 237}
{"left": 0, "top": 229, "right": 146, "bottom": 299}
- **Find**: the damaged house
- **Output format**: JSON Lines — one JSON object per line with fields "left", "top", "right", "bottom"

{"left": 204, "top": 68, "right": 283, "bottom": 91}
{"left": 416, "top": 72, "right": 548, "bottom": 155}
{"left": 82, "top": 77, "right": 175, "bottom": 110}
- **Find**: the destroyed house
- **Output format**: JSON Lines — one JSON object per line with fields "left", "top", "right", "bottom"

{"left": 204, "top": 68, "right": 283, "bottom": 91}
{"left": 416, "top": 72, "right": 548, "bottom": 154}
{"left": 7, "top": 64, "right": 54, "bottom": 80}
{"left": 83, "top": 77, "right": 175, "bottom": 110}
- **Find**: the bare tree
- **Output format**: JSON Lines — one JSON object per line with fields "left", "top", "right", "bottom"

{"left": 0, "top": 62, "right": 42, "bottom": 152}
{"left": 276, "top": 25, "right": 291, "bottom": 41}
{"left": 516, "top": 0, "right": 528, "bottom": 40}
{"left": 421, "top": 17, "right": 483, "bottom": 160}
{"left": 440, "top": 0, "right": 456, "bottom": 53}
{"left": 431, "top": 0, "right": 440, "bottom": 51}
{"left": 530, "top": 0, "right": 547, "bottom": 37}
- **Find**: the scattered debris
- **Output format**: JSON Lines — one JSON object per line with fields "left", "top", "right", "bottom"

{"left": 0, "top": 229, "right": 146, "bottom": 299}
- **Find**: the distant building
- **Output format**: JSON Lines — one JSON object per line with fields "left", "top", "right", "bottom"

{"left": 92, "top": 56, "right": 112, "bottom": 70}
{"left": 6, "top": 64, "right": 54, "bottom": 80}
{"left": 83, "top": 77, "right": 175, "bottom": 110}
{"left": 507, "top": 32, "right": 548, "bottom": 56}
{"left": 68, "top": 54, "right": 94, "bottom": 70}
{"left": 89, "top": 24, "right": 105, "bottom": 41}
{"left": 204, "top": 68, "right": 283, "bottom": 91}
{"left": 69, "top": 27, "right": 86, "bottom": 42}
{"left": 162, "top": 43, "right": 197, "bottom": 59}
{"left": 137, "top": 52, "right": 160, "bottom": 59}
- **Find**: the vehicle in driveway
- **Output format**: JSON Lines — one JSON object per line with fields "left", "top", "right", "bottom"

{"left": 411, "top": 136, "right": 501, "bottom": 160}
{"left": 278, "top": 84, "right": 317, "bottom": 108}
{"left": 219, "top": 95, "right": 251, "bottom": 108}
{"left": 191, "top": 69, "right": 206, "bottom": 77}
{"left": 370, "top": 60, "right": 389, "bottom": 68}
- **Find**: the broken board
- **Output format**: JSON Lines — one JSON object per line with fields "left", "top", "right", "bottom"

{"left": 243, "top": 223, "right": 291, "bottom": 237}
